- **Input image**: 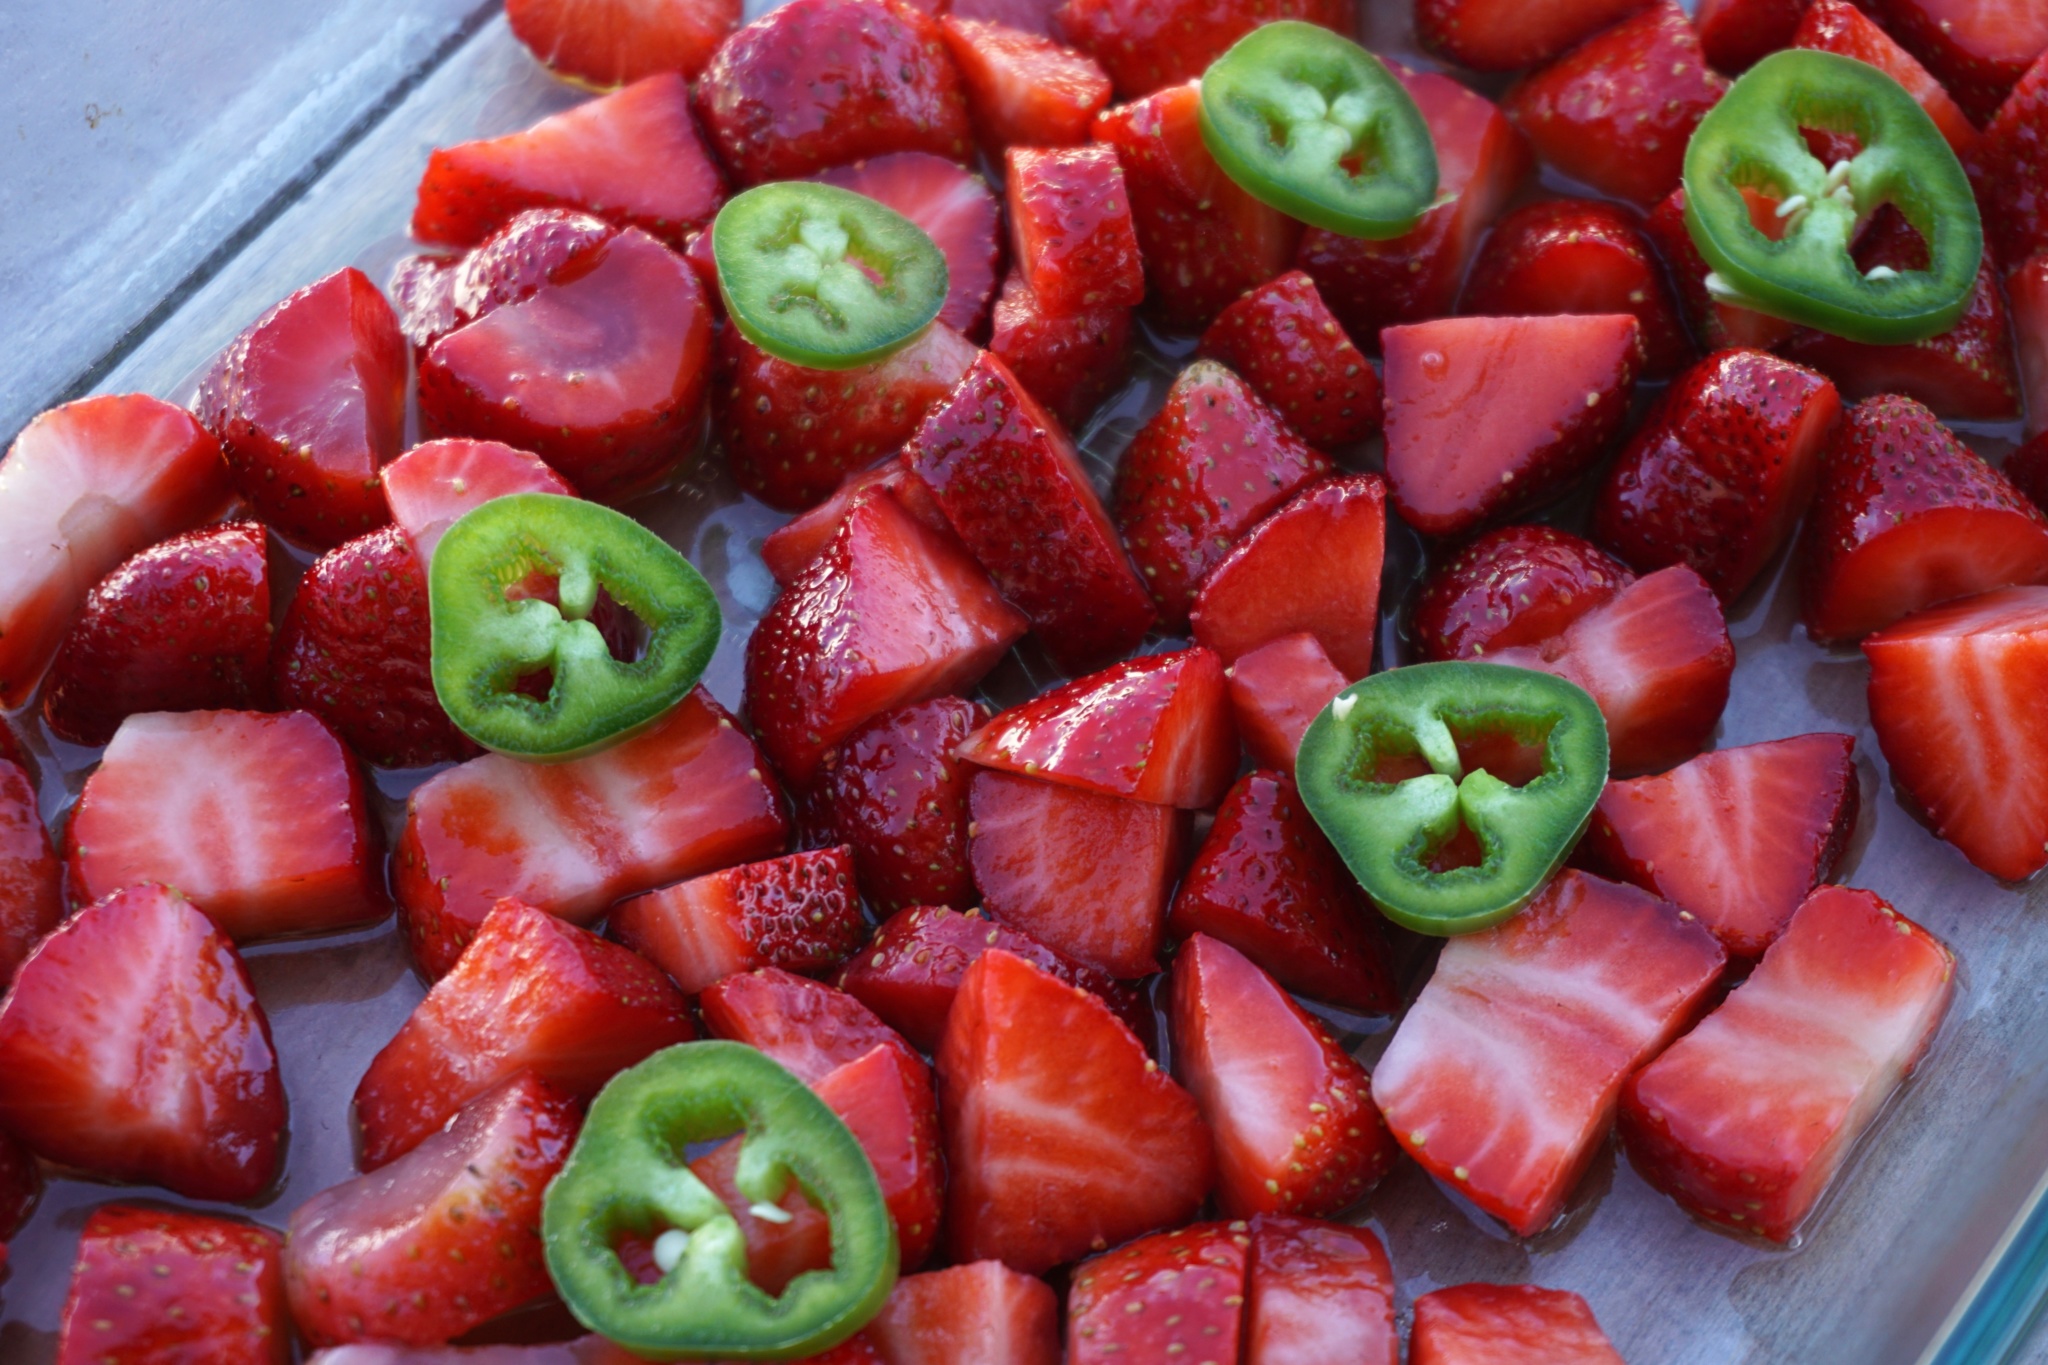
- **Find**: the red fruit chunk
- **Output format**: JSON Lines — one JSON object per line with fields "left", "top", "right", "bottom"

{"left": 610, "top": 846, "right": 867, "bottom": 994}
{"left": 868, "top": 1260, "right": 1062, "bottom": 1365}
{"left": 1968, "top": 50, "right": 2048, "bottom": 266}
{"left": 1696, "top": 0, "right": 1806, "bottom": 72}
{"left": 1645, "top": 188, "right": 1798, "bottom": 352}
{"left": 987, "top": 273, "right": 1134, "bottom": 430}
{"left": 807, "top": 697, "right": 981, "bottom": 912}
{"left": 56, "top": 1206, "right": 288, "bottom": 1365}
{"left": 761, "top": 456, "right": 952, "bottom": 587}
{"left": 1410, "top": 1284, "right": 1624, "bottom": 1364}
{"left": 1199, "top": 271, "right": 1381, "bottom": 447}
{"left": 413, "top": 74, "right": 723, "bottom": 249}
{"left": 287, "top": 1076, "right": 580, "bottom": 1347}
{"left": 2010, "top": 432, "right": 2048, "bottom": 513}
{"left": 2011, "top": 254, "right": 2048, "bottom": 436}
{"left": 1799, "top": 394, "right": 2048, "bottom": 642}
{"left": 1794, "top": 0, "right": 1980, "bottom": 158}
{"left": 940, "top": 18, "right": 1112, "bottom": 154}
{"left": 0, "top": 756, "right": 56, "bottom": 995}
{"left": 1412, "top": 525, "right": 1635, "bottom": 663}
{"left": 694, "top": 0, "right": 972, "bottom": 185}
{"left": 382, "top": 438, "right": 574, "bottom": 562}
{"left": 814, "top": 153, "right": 1001, "bottom": 336}
{"left": 1065, "top": 1223, "right": 1248, "bottom": 1364}
{"left": 952, "top": 0, "right": 1061, "bottom": 32}
{"left": 1487, "top": 565, "right": 1735, "bottom": 775}
{"left": 1225, "top": 633, "right": 1350, "bottom": 775}
{"left": 1621, "top": 885, "right": 1953, "bottom": 1240}
{"left": 0, "top": 883, "right": 285, "bottom": 1201}
{"left": 1417, "top": 0, "right": 1649, "bottom": 71}
{"left": 1372, "top": 871, "right": 1726, "bottom": 1236}
{"left": 1382, "top": 314, "right": 1641, "bottom": 537}
{"left": 389, "top": 252, "right": 461, "bottom": 358}
{"left": 296, "top": 1340, "right": 650, "bottom": 1363}
{"left": 700, "top": 967, "right": 919, "bottom": 1085}
{"left": 1866, "top": 0, "right": 2048, "bottom": 124}
{"left": 355, "top": 898, "right": 690, "bottom": 1168}
{"left": 1460, "top": 199, "right": 1693, "bottom": 378}
{"left": 1055, "top": 0, "right": 1352, "bottom": 98}
{"left": 67, "top": 709, "right": 384, "bottom": 941}
{"left": 0, "top": 1129, "right": 36, "bottom": 1239}
{"left": 1505, "top": 2, "right": 1729, "bottom": 208}
{"left": 506, "top": 0, "right": 741, "bottom": 87}
{"left": 1006, "top": 145, "right": 1143, "bottom": 314}
{"left": 1594, "top": 349, "right": 1841, "bottom": 602}
{"left": 940, "top": 949, "right": 1211, "bottom": 1272}
{"left": 1865, "top": 585, "right": 2048, "bottom": 879}
{"left": 443, "top": 207, "right": 620, "bottom": 329}
{"left": 1246, "top": 1216, "right": 1399, "bottom": 1365}
{"left": 199, "top": 267, "right": 406, "bottom": 549}
{"left": 41, "top": 521, "right": 272, "bottom": 748}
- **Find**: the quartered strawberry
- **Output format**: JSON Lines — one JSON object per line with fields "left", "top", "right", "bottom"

{"left": 939, "top": 17, "right": 1112, "bottom": 155}
{"left": 814, "top": 153, "right": 1001, "bottom": 336}
{"left": 287, "top": 1075, "right": 580, "bottom": 1347}
{"left": 1695, "top": 0, "right": 1805, "bottom": 73}
{"left": 1382, "top": 314, "right": 1641, "bottom": 537}
{"left": 1417, "top": 0, "right": 1649, "bottom": 71}
{"left": 760, "top": 455, "right": 953, "bottom": 587}
{"left": 1113, "top": 360, "right": 1333, "bottom": 623}
{"left": 396, "top": 689, "right": 789, "bottom": 977}
{"left": 806, "top": 697, "right": 981, "bottom": 912}
{"left": 2012, "top": 254, "right": 2048, "bottom": 435}
{"left": 1593, "top": 349, "right": 1841, "bottom": 602}
{"left": 1580, "top": 733, "right": 1860, "bottom": 957}
{"left": 987, "top": 272, "right": 1135, "bottom": 431}
{"left": 1621, "top": 885, "right": 1953, "bottom": 1240}
{"left": 1794, "top": 0, "right": 1980, "bottom": 159}
{"left": 969, "top": 769, "right": 1189, "bottom": 977}
{"left": 1968, "top": 50, "right": 2048, "bottom": 266}
{"left": 1410, "top": 1284, "right": 1625, "bottom": 1365}
{"left": 40, "top": 520, "right": 272, "bottom": 748}
{"left": 1460, "top": 199, "right": 1693, "bottom": 378}
{"left": 868, "top": 1260, "right": 1062, "bottom": 1365}
{"left": 355, "top": 898, "right": 690, "bottom": 1168}
{"left": 1371, "top": 871, "right": 1726, "bottom": 1236}
{"left": 0, "top": 762, "right": 58, "bottom": 995}
{"left": 1645, "top": 188, "right": 1799, "bottom": 352}
{"left": 198, "top": 266, "right": 406, "bottom": 549}
{"left": 1411, "top": 525, "right": 1636, "bottom": 663}
{"left": 381, "top": 437, "right": 575, "bottom": 562}
{"left": 1093, "top": 82, "right": 1302, "bottom": 330}
{"left": 1055, "top": 0, "right": 1351, "bottom": 97}
{"left": 1199, "top": 271, "right": 1381, "bottom": 448}
{"left": 441, "top": 206, "right": 620, "bottom": 329}
{"left": 1005, "top": 145, "right": 1144, "bottom": 314}
{"left": 1172, "top": 934, "right": 1397, "bottom": 1218}
{"left": 388, "top": 252, "right": 461, "bottom": 358}
{"left": 1505, "top": 2, "right": 1729, "bottom": 207}
{"left": 1866, "top": 0, "right": 2048, "bottom": 124}
{"left": 412, "top": 74, "right": 724, "bottom": 248}
{"left": 700, "top": 967, "right": 919, "bottom": 1084}
{"left": 610, "top": 845, "right": 868, "bottom": 994}
{"left": 1486, "top": 565, "right": 1735, "bottom": 775}
{"left": 694, "top": 0, "right": 972, "bottom": 184}
{"left": 940, "top": 948, "right": 1211, "bottom": 1271}
{"left": 56, "top": 1205, "right": 289, "bottom": 1365}
{"left": 1799, "top": 394, "right": 2048, "bottom": 642}
{"left": 67, "top": 709, "right": 385, "bottom": 941}
{"left": 903, "top": 353, "right": 1155, "bottom": 670}
{"left": 1065, "top": 1222, "right": 1248, "bottom": 1364}
{"left": 506, "top": 0, "right": 741, "bottom": 87}
{"left": 0, "top": 1128, "right": 35, "bottom": 1240}
{"left": 1245, "top": 1216, "right": 1399, "bottom": 1365}
{"left": 0, "top": 883, "right": 285, "bottom": 1201}
{"left": 1225, "top": 633, "right": 1350, "bottom": 775}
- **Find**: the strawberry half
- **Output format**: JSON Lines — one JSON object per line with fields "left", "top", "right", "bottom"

{"left": 506, "top": 0, "right": 741, "bottom": 87}
{"left": 700, "top": 967, "right": 920, "bottom": 1085}
{"left": 381, "top": 438, "right": 573, "bottom": 562}
{"left": 805, "top": 697, "right": 981, "bottom": 912}
{"left": 0, "top": 759, "right": 57, "bottom": 994}
{"left": 952, "top": 0, "right": 1061, "bottom": 33}
{"left": 2011, "top": 432, "right": 2048, "bottom": 514}
{"left": 56, "top": 1205, "right": 289, "bottom": 1365}
{"left": 1968, "top": 50, "right": 2048, "bottom": 266}
{"left": 814, "top": 153, "right": 1001, "bottom": 336}
{"left": 1006, "top": 145, "right": 1144, "bottom": 315}
{"left": 1065, "top": 1222, "right": 1249, "bottom": 1364}
{"left": 1224, "top": 633, "right": 1350, "bottom": 775}
{"left": 1645, "top": 188, "right": 1799, "bottom": 352}
{"left": 1411, "top": 524, "right": 1636, "bottom": 663}
{"left": 1794, "top": 0, "right": 1981, "bottom": 159}
{"left": 1695, "top": 0, "right": 1805, "bottom": 72}
{"left": 1054, "top": 0, "right": 1351, "bottom": 98}
{"left": 2012, "top": 253, "right": 2048, "bottom": 435}
{"left": 1416, "top": 0, "right": 1650, "bottom": 71}
{"left": 0, "top": 1128, "right": 35, "bottom": 1240}
{"left": 0, "top": 883, "right": 285, "bottom": 1201}
{"left": 1621, "top": 885, "right": 1953, "bottom": 1241}
{"left": 1246, "top": 1216, "right": 1399, "bottom": 1365}
{"left": 987, "top": 272, "right": 1134, "bottom": 431}
{"left": 939, "top": 17, "right": 1112, "bottom": 155}
{"left": 1866, "top": 0, "right": 2048, "bottom": 124}
{"left": 1371, "top": 870, "right": 1725, "bottom": 1236}
{"left": 868, "top": 1260, "right": 1062, "bottom": 1365}
{"left": 1410, "top": 1284, "right": 1625, "bottom": 1364}
{"left": 760, "top": 455, "right": 953, "bottom": 587}
{"left": 609, "top": 845, "right": 868, "bottom": 994}
{"left": 1199, "top": 271, "right": 1382, "bottom": 448}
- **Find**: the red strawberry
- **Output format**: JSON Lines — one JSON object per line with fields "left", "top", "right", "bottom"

{"left": 506, "top": 0, "right": 741, "bottom": 87}
{"left": 987, "top": 272, "right": 1134, "bottom": 430}
{"left": 700, "top": 967, "right": 920, "bottom": 1084}
{"left": 806, "top": 697, "right": 982, "bottom": 911}
{"left": 939, "top": 949, "right": 1212, "bottom": 1271}
{"left": 355, "top": 898, "right": 690, "bottom": 1168}
{"left": 198, "top": 267, "right": 406, "bottom": 549}
{"left": 0, "top": 763, "right": 60, "bottom": 995}
{"left": 1006, "top": 145, "right": 1144, "bottom": 314}
{"left": 443, "top": 206, "right": 620, "bottom": 328}
{"left": 1621, "top": 885, "right": 1953, "bottom": 1240}
{"left": 1864, "top": 585, "right": 2048, "bottom": 879}
{"left": 1695, "top": 0, "right": 1806, "bottom": 72}
{"left": 1799, "top": 394, "right": 2048, "bottom": 642}
{"left": 1486, "top": 565, "right": 1735, "bottom": 775}
{"left": 1411, "top": 525, "right": 1636, "bottom": 663}
{"left": 1054, "top": 0, "right": 1352, "bottom": 98}
{"left": 40, "top": 520, "right": 272, "bottom": 748}
{"left": 0, "top": 1129, "right": 35, "bottom": 1239}
{"left": 287, "top": 1075, "right": 579, "bottom": 1347}
{"left": 1113, "top": 360, "right": 1334, "bottom": 623}
{"left": 1866, "top": 0, "right": 2048, "bottom": 124}
{"left": 609, "top": 846, "right": 868, "bottom": 994}
{"left": 814, "top": 153, "right": 1001, "bottom": 336}
{"left": 1505, "top": 2, "right": 1729, "bottom": 208}
{"left": 1795, "top": 0, "right": 1980, "bottom": 158}
{"left": 2012, "top": 253, "right": 2048, "bottom": 434}
{"left": 2011, "top": 431, "right": 2048, "bottom": 513}
{"left": 1246, "top": 1216, "right": 1399, "bottom": 1365}
{"left": 1593, "top": 348, "right": 1842, "bottom": 602}
{"left": 903, "top": 354, "right": 1155, "bottom": 669}
{"left": 694, "top": 0, "right": 972, "bottom": 184}
{"left": 395, "top": 689, "right": 789, "bottom": 977}
{"left": 1579, "top": 733, "right": 1860, "bottom": 956}
{"left": 285, "top": 1342, "right": 656, "bottom": 1363}
{"left": 412, "top": 74, "right": 724, "bottom": 248}
{"left": 1645, "top": 188, "right": 1799, "bottom": 351}
{"left": 1199, "top": 271, "right": 1382, "bottom": 447}
{"left": 1968, "top": 50, "right": 2048, "bottom": 265}
{"left": 1382, "top": 314, "right": 1641, "bottom": 537}
{"left": 1168, "top": 771, "right": 1397, "bottom": 1014}
{"left": 759, "top": 456, "right": 948, "bottom": 587}
{"left": 1065, "top": 1223, "right": 1248, "bottom": 1363}
{"left": 951, "top": 0, "right": 1062, "bottom": 32}
{"left": 1172, "top": 934, "right": 1396, "bottom": 1218}
{"left": 1460, "top": 200, "right": 1694, "bottom": 378}
{"left": 388, "top": 251, "right": 461, "bottom": 358}
{"left": 1225, "top": 633, "right": 1350, "bottom": 775}
{"left": 1371, "top": 871, "right": 1726, "bottom": 1236}
{"left": 0, "top": 883, "right": 285, "bottom": 1201}
{"left": 868, "top": 1260, "right": 1062, "bottom": 1365}
{"left": 380, "top": 437, "right": 575, "bottom": 562}
{"left": 940, "top": 18, "right": 1112, "bottom": 154}
{"left": 56, "top": 1205, "right": 288, "bottom": 1365}
{"left": 66, "top": 709, "right": 384, "bottom": 941}
{"left": 1417, "top": 0, "right": 1651, "bottom": 71}
{"left": 1093, "top": 82, "right": 1302, "bottom": 330}
{"left": 1410, "top": 1284, "right": 1625, "bottom": 1364}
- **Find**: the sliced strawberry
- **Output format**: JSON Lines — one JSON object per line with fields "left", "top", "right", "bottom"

{"left": 287, "top": 1075, "right": 579, "bottom": 1347}
{"left": 66, "top": 709, "right": 384, "bottom": 941}
{"left": 506, "top": 0, "right": 740, "bottom": 86}
{"left": 609, "top": 846, "right": 867, "bottom": 994}
{"left": 381, "top": 438, "right": 574, "bottom": 562}
{"left": 1486, "top": 565, "right": 1735, "bottom": 775}
{"left": 56, "top": 1205, "right": 288, "bottom": 1365}
{"left": 760, "top": 456, "right": 952, "bottom": 587}
{"left": 443, "top": 206, "right": 621, "bottom": 327}
{"left": 1054, "top": 0, "right": 1351, "bottom": 97}
{"left": 1580, "top": 734, "right": 1860, "bottom": 956}
{"left": 1417, "top": 0, "right": 1650, "bottom": 70}
{"left": 1065, "top": 1223, "right": 1248, "bottom": 1364}
{"left": 1794, "top": 0, "right": 1980, "bottom": 158}
{"left": 0, "top": 762, "right": 55, "bottom": 999}
{"left": 1968, "top": 50, "right": 2048, "bottom": 265}
{"left": 1799, "top": 394, "right": 2048, "bottom": 642}
{"left": 814, "top": 153, "right": 1001, "bottom": 336}
{"left": 355, "top": 898, "right": 690, "bottom": 1168}
{"left": 396, "top": 690, "right": 786, "bottom": 976}
{"left": 2011, "top": 432, "right": 2048, "bottom": 513}
{"left": 868, "top": 1259, "right": 1062, "bottom": 1365}
{"left": 1382, "top": 314, "right": 1641, "bottom": 537}
{"left": 0, "top": 883, "right": 284, "bottom": 1201}
{"left": 1593, "top": 348, "right": 1842, "bottom": 602}
{"left": 2012, "top": 253, "right": 2048, "bottom": 435}
{"left": 1505, "top": 2, "right": 1729, "bottom": 207}
{"left": 806, "top": 697, "right": 982, "bottom": 911}
{"left": 951, "top": 0, "right": 1061, "bottom": 32}
{"left": 1245, "top": 1216, "right": 1399, "bottom": 1365}
{"left": 1410, "top": 1284, "right": 1625, "bottom": 1364}
{"left": 1621, "top": 885, "right": 1953, "bottom": 1240}
{"left": 1199, "top": 271, "right": 1382, "bottom": 447}
{"left": 694, "top": 0, "right": 972, "bottom": 184}
{"left": 295, "top": 1341, "right": 649, "bottom": 1363}
{"left": 1005, "top": 145, "right": 1144, "bottom": 315}
{"left": 0, "top": 1129, "right": 35, "bottom": 1239}
{"left": 1695, "top": 0, "right": 1806, "bottom": 72}
{"left": 987, "top": 272, "right": 1134, "bottom": 431}
{"left": 939, "top": 949, "right": 1211, "bottom": 1271}
{"left": 700, "top": 967, "right": 919, "bottom": 1084}
{"left": 388, "top": 251, "right": 461, "bottom": 358}
{"left": 1371, "top": 871, "right": 1726, "bottom": 1236}
{"left": 1866, "top": 0, "right": 2048, "bottom": 124}
{"left": 1411, "top": 524, "right": 1636, "bottom": 663}
{"left": 1225, "top": 633, "right": 1350, "bottom": 775}
{"left": 1645, "top": 188, "right": 1799, "bottom": 352}
{"left": 939, "top": 18, "right": 1112, "bottom": 155}
{"left": 39, "top": 520, "right": 272, "bottom": 748}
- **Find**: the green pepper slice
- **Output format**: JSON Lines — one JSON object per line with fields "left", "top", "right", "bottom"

{"left": 429, "top": 492, "right": 719, "bottom": 761}
{"left": 712, "top": 182, "right": 949, "bottom": 370}
{"left": 1682, "top": 48, "right": 1982, "bottom": 345}
{"left": 1199, "top": 21, "right": 1438, "bottom": 240}
{"left": 543, "top": 1041, "right": 898, "bottom": 1361}
{"left": 1295, "top": 662, "right": 1608, "bottom": 936}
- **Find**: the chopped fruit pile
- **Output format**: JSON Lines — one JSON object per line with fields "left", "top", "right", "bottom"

{"left": 10, "top": 0, "right": 2048, "bottom": 1356}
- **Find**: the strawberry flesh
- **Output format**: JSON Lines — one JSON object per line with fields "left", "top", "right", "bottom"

{"left": 987, "top": 272, "right": 1134, "bottom": 431}
{"left": 1246, "top": 1215, "right": 1400, "bottom": 1365}
{"left": 940, "top": 17, "right": 1112, "bottom": 155}
{"left": 1644, "top": 188, "right": 1799, "bottom": 352}
{"left": 805, "top": 696, "right": 982, "bottom": 912}
{"left": 813, "top": 153, "right": 1001, "bottom": 336}
{"left": 1410, "top": 1283, "right": 1625, "bottom": 1364}
{"left": 700, "top": 967, "right": 921, "bottom": 1085}
{"left": 1065, "top": 1222, "right": 1248, "bottom": 1363}
{"left": 1967, "top": 49, "right": 2048, "bottom": 266}
{"left": 505, "top": 0, "right": 741, "bottom": 88}
{"left": 867, "top": 1259, "right": 1062, "bottom": 1365}
{"left": 1006, "top": 145, "right": 1144, "bottom": 314}
{"left": 56, "top": 1205, "right": 289, "bottom": 1365}
{"left": 2011, "top": 253, "right": 2048, "bottom": 435}
{"left": 1055, "top": 0, "right": 1352, "bottom": 98}
{"left": 381, "top": 437, "right": 575, "bottom": 563}
{"left": 1417, "top": 0, "right": 1651, "bottom": 71}
{"left": 0, "top": 1129, "right": 35, "bottom": 1240}
{"left": 1411, "top": 524, "right": 1635, "bottom": 663}
{"left": 1865, "top": 0, "right": 2048, "bottom": 124}
{"left": 1199, "top": 271, "right": 1382, "bottom": 447}
{"left": 609, "top": 845, "right": 868, "bottom": 994}
{"left": 1224, "top": 633, "right": 1351, "bottom": 776}
{"left": 1794, "top": 0, "right": 1981, "bottom": 159}
{"left": 1695, "top": 0, "right": 1806, "bottom": 72}
{"left": 759, "top": 456, "right": 953, "bottom": 587}
{"left": 0, "top": 758, "right": 58, "bottom": 994}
